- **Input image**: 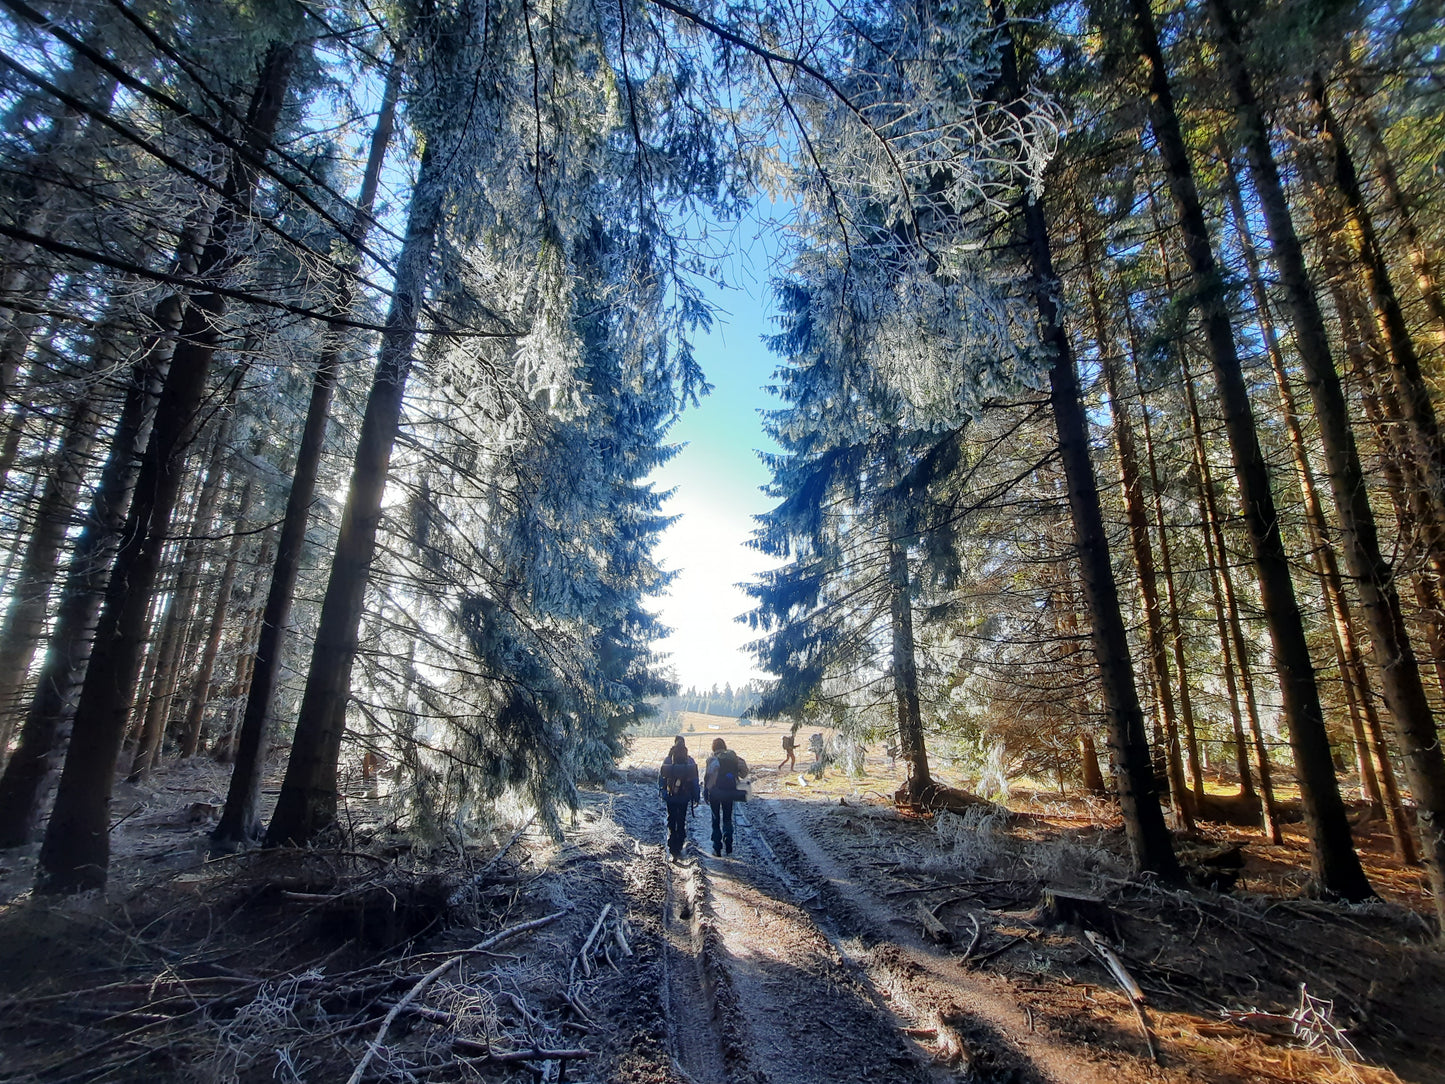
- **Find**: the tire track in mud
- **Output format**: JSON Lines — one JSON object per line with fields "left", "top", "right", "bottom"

{"left": 603, "top": 778, "right": 733, "bottom": 1084}
{"left": 695, "top": 805, "right": 940, "bottom": 1084}
{"left": 605, "top": 777, "right": 941, "bottom": 1084}
{"left": 744, "top": 796, "right": 1136, "bottom": 1084}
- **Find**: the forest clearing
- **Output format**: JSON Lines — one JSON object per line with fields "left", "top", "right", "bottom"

{"left": 3, "top": 0, "right": 1445, "bottom": 1080}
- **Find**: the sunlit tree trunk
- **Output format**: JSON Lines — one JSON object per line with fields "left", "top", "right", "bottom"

{"left": 1135, "top": 334, "right": 1205, "bottom": 805}
{"left": 1086, "top": 259, "right": 1193, "bottom": 826}
{"left": 265, "top": 144, "right": 445, "bottom": 846}
{"left": 887, "top": 520, "right": 932, "bottom": 803}
{"left": 1130, "top": 0, "right": 1369, "bottom": 898}
{"left": 996, "top": 2, "right": 1177, "bottom": 879}
{"left": 1309, "top": 73, "right": 1445, "bottom": 532}
{"left": 217, "top": 64, "right": 400, "bottom": 844}
{"left": 1219, "top": 151, "right": 1383, "bottom": 816}
{"left": 1182, "top": 359, "right": 1282, "bottom": 841}
{"left": 1208, "top": 0, "right": 1441, "bottom": 918}
{"left": 1345, "top": 82, "right": 1445, "bottom": 353}
{"left": 1194, "top": 453, "right": 1254, "bottom": 798}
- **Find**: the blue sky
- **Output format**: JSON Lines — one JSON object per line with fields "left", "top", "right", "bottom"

{"left": 650, "top": 216, "right": 787, "bottom": 692}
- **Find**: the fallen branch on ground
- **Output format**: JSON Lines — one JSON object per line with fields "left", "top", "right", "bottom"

{"left": 346, "top": 910, "right": 566, "bottom": 1084}
{"left": 1085, "top": 931, "right": 1156, "bottom": 1063}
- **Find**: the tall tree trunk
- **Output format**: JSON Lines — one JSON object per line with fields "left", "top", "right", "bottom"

{"left": 887, "top": 520, "right": 932, "bottom": 803}
{"left": 1086, "top": 260, "right": 1193, "bottom": 826}
{"left": 223, "top": 576, "right": 271, "bottom": 762}
{"left": 127, "top": 417, "right": 233, "bottom": 781}
{"left": 1309, "top": 72, "right": 1445, "bottom": 532}
{"left": 0, "top": 55, "right": 117, "bottom": 500}
{"left": 1345, "top": 84, "right": 1445, "bottom": 352}
{"left": 217, "top": 64, "right": 400, "bottom": 844}
{"left": 1209, "top": 0, "right": 1442, "bottom": 917}
{"left": 1129, "top": 0, "right": 1369, "bottom": 899}
{"left": 995, "top": 3, "right": 1178, "bottom": 879}
{"left": 1219, "top": 149, "right": 1384, "bottom": 815}
{"left": 1182, "top": 360, "right": 1283, "bottom": 841}
{"left": 1195, "top": 454, "right": 1254, "bottom": 798}
{"left": 0, "top": 392, "right": 100, "bottom": 754}
{"left": 1332, "top": 292, "right": 1434, "bottom": 864}
{"left": 265, "top": 143, "right": 445, "bottom": 847}
{"left": 0, "top": 301, "right": 175, "bottom": 847}
{"left": 36, "top": 44, "right": 296, "bottom": 892}
{"left": 1080, "top": 732, "right": 1107, "bottom": 796}
{"left": 181, "top": 476, "right": 254, "bottom": 758}
{"left": 0, "top": 273, "right": 54, "bottom": 490}
{"left": 1135, "top": 338, "right": 1205, "bottom": 806}
{"left": 1176, "top": 354, "right": 1255, "bottom": 805}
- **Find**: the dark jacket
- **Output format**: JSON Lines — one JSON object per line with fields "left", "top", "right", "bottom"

{"left": 659, "top": 753, "right": 699, "bottom": 803}
{"left": 704, "top": 751, "right": 748, "bottom": 800}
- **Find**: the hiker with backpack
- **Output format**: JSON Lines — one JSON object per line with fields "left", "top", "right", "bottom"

{"left": 659, "top": 736, "right": 700, "bottom": 861}
{"left": 703, "top": 738, "right": 748, "bottom": 856}
{"left": 778, "top": 728, "right": 797, "bottom": 772}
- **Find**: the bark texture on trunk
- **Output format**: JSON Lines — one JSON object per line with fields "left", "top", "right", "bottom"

{"left": 36, "top": 44, "right": 296, "bottom": 891}
{"left": 0, "top": 298, "right": 174, "bottom": 847}
{"left": 1130, "top": 0, "right": 1368, "bottom": 898}
{"left": 265, "top": 146, "right": 444, "bottom": 847}
{"left": 1220, "top": 151, "right": 1382, "bottom": 820}
{"left": 127, "top": 424, "right": 232, "bottom": 780}
{"left": 995, "top": 4, "right": 1176, "bottom": 878}
{"left": 216, "top": 66, "right": 400, "bottom": 845}
{"left": 887, "top": 522, "right": 931, "bottom": 803}
{"left": 1183, "top": 361, "right": 1281, "bottom": 841}
{"left": 1089, "top": 275, "right": 1192, "bottom": 828}
{"left": 1309, "top": 73, "right": 1445, "bottom": 531}
{"left": 1351, "top": 100, "right": 1445, "bottom": 348}
{"left": 1211, "top": 0, "right": 1443, "bottom": 914}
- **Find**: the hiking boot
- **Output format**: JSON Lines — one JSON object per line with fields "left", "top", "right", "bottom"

{"left": 713, "top": 843, "right": 722, "bottom": 856}
{"left": 725, "top": 840, "right": 733, "bottom": 855}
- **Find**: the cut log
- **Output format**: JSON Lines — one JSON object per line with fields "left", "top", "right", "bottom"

{"left": 1025, "top": 888, "right": 1119, "bottom": 938}
{"left": 894, "top": 780, "right": 993, "bottom": 816}
{"left": 913, "top": 900, "right": 953, "bottom": 944}
{"left": 1180, "top": 843, "right": 1246, "bottom": 891}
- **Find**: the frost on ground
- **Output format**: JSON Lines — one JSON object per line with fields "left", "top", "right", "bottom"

{"left": 0, "top": 754, "right": 1439, "bottom": 1084}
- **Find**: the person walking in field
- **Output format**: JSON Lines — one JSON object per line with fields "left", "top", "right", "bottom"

{"left": 704, "top": 737, "right": 748, "bottom": 856}
{"left": 659, "top": 736, "right": 700, "bottom": 860}
{"left": 778, "top": 728, "right": 797, "bottom": 771}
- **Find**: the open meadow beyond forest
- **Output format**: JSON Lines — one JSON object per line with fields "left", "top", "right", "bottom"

{"left": 2, "top": 0, "right": 1445, "bottom": 1080}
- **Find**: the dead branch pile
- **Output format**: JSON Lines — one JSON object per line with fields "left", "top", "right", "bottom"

{"left": 0, "top": 839, "right": 598, "bottom": 1082}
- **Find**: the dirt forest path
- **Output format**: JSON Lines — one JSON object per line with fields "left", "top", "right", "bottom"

{"left": 591, "top": 771, "right": 1130, "bottom": 1084}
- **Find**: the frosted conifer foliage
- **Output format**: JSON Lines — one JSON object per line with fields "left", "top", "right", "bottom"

{"left": 759, "top": 0, "right": 1063, "bottom": 425}
{"left": 348, "top": 0, "right": 731, "bottom": 836}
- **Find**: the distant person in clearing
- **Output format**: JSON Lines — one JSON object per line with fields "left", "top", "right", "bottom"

{"left": 778, "top": 728, "right": 797, "bottom": 771}
{"left": 704, "top": 737, "right": 748, "bottom": 856}
{"left": 659, "top": 736, "right": 699, "bottom": 861}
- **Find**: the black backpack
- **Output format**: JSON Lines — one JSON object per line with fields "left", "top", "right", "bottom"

{"left": 714, "top": 749, "right": 745, "bottom": 801}
{"left": 662, "top": 756, "right": 698, "bottom": 800}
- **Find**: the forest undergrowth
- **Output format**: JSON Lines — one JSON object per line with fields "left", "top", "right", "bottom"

{"left": 0, "top": 753, "right": 1438, "bottom": 1084}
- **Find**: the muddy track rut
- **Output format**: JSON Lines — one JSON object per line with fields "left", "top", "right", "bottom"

{"left": 582, "top": 776, "right": 1135, "bottom": 1084}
